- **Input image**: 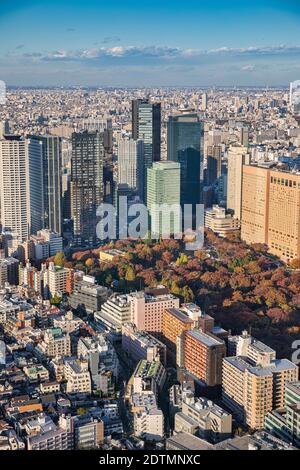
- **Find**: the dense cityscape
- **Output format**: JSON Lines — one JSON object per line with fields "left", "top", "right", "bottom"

{"left": 0, "top": 82, "right": 300, "bottom": 454}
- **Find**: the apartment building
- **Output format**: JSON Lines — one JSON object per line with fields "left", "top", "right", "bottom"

{"left": 174, "top": 395, "right": 232, "bottom": 443}
{"left": 43, "top": 262, "right": 69, "bottom": 298}
{"left": 36, "top": 328, "right": 71, "bottom": 359}
{"left": 64, "top": 359, "right": 92, "bottom": 394}
{"left": 265, "top": 381, "right": 300, "bottom": 448}
{"left": 129, "top": 286, "right": 180, "bottom": 335}
{"left": 69, "top": 277, "right": 109, "bottom": 313}
{"left": 222, "top": 356, "right": 298, "bottom": 429}
{"left": 96, "top": 293, "right": 131, "bottom": 333}
{"left": 122, "top": 323, "right": 167, "bottom": 366}
{"left": 162, "top": 307, "right": 194, "bottom": 365}
{"left": 132, "top": 360, "right": 166, "bottom": 398}
{"left": 180, "top": 329, "right": 226, "bottom": 387}
{"left": 134, "top": 407, "right": 164, "bottom": 442}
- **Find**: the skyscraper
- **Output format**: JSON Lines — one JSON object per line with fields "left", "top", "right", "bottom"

{"left": 132, "top": 99, "right": 161, "bottom": 200}
{"left": 290, "top": 80, "right": 300, "bottom": 114}
{"left": 28, "top": 136, "right": 62, "bottom": 235}
{"left": 206, "top": 144, "right": 222, "bottom": 186}
{"left": 167, "top": 113, "right": 203, "bottom": 207}
{"left": 27, "top": 136, "right": 44, "bottom": 235}
{"left": 241, "top": 164, "right": 300, "bottom": 262}
{"left": 117, "top": 138, "right": 144, "bottom": 198}
{"left": 201, "top": 93, "right": 208, "bottom": 111}
{"left": 147, "top": 161, "right": 181, "bottom": 237}
{"left": 132, "top": 99, "right": 143, "bottom": 141}
{"left": 71, "top": 131, "right": 104, "bottom": 247}
{"left": 0, "top": 120, "right": 10, "bottom": 139}
{"left": 227, "top": 145, "right": 250, "bottom": 220}
{"left": 239, "top": 126, "right": 249, "bottom": 147}
{"left": 0, "top": 136, "right": 30, "bottom": 242}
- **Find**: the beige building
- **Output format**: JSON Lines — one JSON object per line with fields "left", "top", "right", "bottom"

{"left": 129, "top": 286, "right": 180, "bottom": 335}
{"left": 134, "top": 407, "right": 164, "bottom": 442}
{"left": 37, "top": 328, "right": 71, "bottom": 359}
{"left": 205, "top": 205, "right": 240, "bottom": 237}
{"left": 43, "top": 262, "right": 70, "bottom": 298}
{"left": 227, "top": 145, "right": 250, "bottom": 220}
{"left": 222, "top": 356, "right": 298, "bottom": 430}
{"left": 64, "top": 359, "right": 92, "bottom": 394}
{"left": 174, "top": 396, "right": 232, "bottom": 443}
{"left": 241, "top": 164, "right": 300, "bottom": 261}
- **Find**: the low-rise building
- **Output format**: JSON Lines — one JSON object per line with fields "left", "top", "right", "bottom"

{"left": 122, "top": 323, "right": 167, "bottom": 366}
{"left": 64, "top": 359, "right": 92, "bottom": 394}
{"left": 205, "top": 205, "right": 240, "bottom": 237}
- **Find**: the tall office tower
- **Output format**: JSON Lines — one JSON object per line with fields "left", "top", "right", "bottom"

{"left": 62, "top": 170, "right": 71, "bottom": 220}
{"left": 239, "top": 126, "right": 249, "bottom": 147}
{"left": 0, "top": 120, "right": 10, "bottom": 139}
{"left": 206, "top": 145, "right": 222, "bottom": 185}
{"left": 117, "top": 139, "right": 144, "bottom": 198}
{"left": 28, "top": 136, "right": 62, "bottom": 235}
{"left": 147, "top": 161, "right": 181, "bottom": 237}
{"left": 290, "top": 80, "right": 300, "bottom": 114}
{"left": 81, "top": 117, "right": 113, "bottom": 204}
{"left": 132, "top": 99, "right": 143, "bottom": 140}
{"left": 201, "top": 93, "right": 208, "bottom": 111}
{"left": 71, "top": 131, "right": 104, "bottom": 247}
{"left": 167, "top": 113, "right": 203, "bottom": 207}
{"left": 27, "top": 136, "right": 44, "bottom": 235}
{"left": 0, "top": 136, "right": 30, "bottom": 242}
{"left": 241, "top": 164, "right": 300, "bottom": 262}
{"left": 226, "top": 145, "right": 250, "bottom": 220}
{"left": 132, "top": 99, "right": 161, "bottom": 199}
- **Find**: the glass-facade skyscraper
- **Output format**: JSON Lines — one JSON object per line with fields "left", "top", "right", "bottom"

{"left": 71, "top": 131, "right": 104, "bottom": 247}
{"left": 131, "top": 99, "right": 161, "bottom": 201}
{"left": 167, "top": 113, "right": 203, "bottom": 207}
{"left": 28, "top": 135, "right": 63, "bottom": 235}
{"left": 147, "top": 161, "right": 181, "bottom": 237}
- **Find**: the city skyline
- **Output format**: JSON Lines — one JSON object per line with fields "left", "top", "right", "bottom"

{"left": 1, "top": 1, "right": 300, "bottom": 86}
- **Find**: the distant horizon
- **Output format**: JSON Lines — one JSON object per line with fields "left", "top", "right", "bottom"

{"left": 5, "top": 84, "right": 291, "bottom": 90}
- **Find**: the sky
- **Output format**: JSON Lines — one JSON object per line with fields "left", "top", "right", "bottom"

{"left": 1, "top": 0, "right": 300, "bottom": 87}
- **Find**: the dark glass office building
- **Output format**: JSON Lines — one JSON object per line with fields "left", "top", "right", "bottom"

{"left": 28, "top": 135, "right": 63, "bottom": 235}
{"left": 131, "top": 99, "right": 161, "bottom": 200}
{"left": 167, "top": 113, "right": 204, "bottom": 207}
{"left": 71, "top": 131, "right": 104, "bottom": 247}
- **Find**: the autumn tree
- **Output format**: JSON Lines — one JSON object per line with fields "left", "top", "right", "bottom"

{"left": 53, "top": 252, "right": 66, "bottom": 267}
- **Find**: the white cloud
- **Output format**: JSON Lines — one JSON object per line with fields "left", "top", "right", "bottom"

{"left": 241, "top": 64, "right": 255, "bottom": 71}
{"left": 20, "top": 43, "right": 300, "bottom": 63}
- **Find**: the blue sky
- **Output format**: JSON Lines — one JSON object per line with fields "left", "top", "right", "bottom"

{"left": 1, "top": 0, "right": 300, "bottom": 86}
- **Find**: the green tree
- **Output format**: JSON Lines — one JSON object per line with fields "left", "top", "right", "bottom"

{"left": 176, "top": 253, "right": 188, "bottom": 266}
{"left": 182, "top": 285, "right": 195, "bottom": 303}
{"left": 125, "top": 266, "right": 136, "bottom": 282}
{"left": 105, "top": 274, "right": 113, "bottom": 286}
{"left": 53, "top": 251, "right": 66, "bottom": 267}
{"left": 50, "top": 294, "right": 62, "bottom": 306}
